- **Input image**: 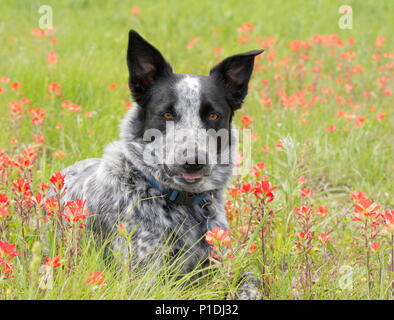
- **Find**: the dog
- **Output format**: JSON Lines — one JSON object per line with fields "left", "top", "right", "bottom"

{"left": 53, "top": 30, "right": 263, "bottom": 297}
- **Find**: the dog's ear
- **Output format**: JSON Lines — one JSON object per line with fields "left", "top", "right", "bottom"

{"left": 209, "top": 49, "right": 264, "bottom": 110}
{"left": 127, "top": 30, "right": 173, "bottom": 105}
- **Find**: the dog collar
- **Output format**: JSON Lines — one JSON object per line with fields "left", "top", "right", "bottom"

{"left": 137, "top": 171, "right": 216, "bottom": 230}
{"left": 146, "top": 175, "right": 211, "bottom": 206}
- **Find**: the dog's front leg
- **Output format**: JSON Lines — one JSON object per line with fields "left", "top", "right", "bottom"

{"left": 233, "top": 272, "right": 263, "bottom": 300}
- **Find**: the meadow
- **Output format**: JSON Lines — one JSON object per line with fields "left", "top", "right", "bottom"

{"left": 0, "top": 0, "right": 393, "bottom": 299}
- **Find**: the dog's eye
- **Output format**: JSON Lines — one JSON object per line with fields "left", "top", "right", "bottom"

{"left": 163, "top": 112, "right": 174, "bottom": 120}
{"left": 208, "top": 113, "right": 219, "bottom": 121}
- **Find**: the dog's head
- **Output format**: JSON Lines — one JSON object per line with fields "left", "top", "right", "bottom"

{"left": 121, "top": 30, "right": 263, "bottom": 192}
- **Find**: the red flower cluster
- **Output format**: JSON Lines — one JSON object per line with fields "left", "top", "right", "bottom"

{"left": 12, "top": 178, "right": 32, "bottom": 201}
{"left": 45, "top": 255, "right": 62, "bottom": 269}
{"left": 0, "top": 241, "right": 20, "bottom": 279}
{"left": 61, "top": 100, "right": 82, "bottom": 112}
{"left": 86, "top": 271, "right": 106, "bottom": 285}
{"left": 62, "top": 199, "right": 89, "bottom": 228}
{"left": 27, "top": 108, "right": 46, "bottom": 126}
{"left": 48, "top": 82, "right": 62, "bottom": 96}
{"left": 205, "top": 226, "right": 233, "bottom": 259}
{"left": 230, "top": 175, "right": 277, "bottom": 204}
{"left": 0, "top": 193, "right": 10, "bottom": 217}
{"left": 253, "top": 179, "right": 277, "bottom": 203}
{"left": 350, "top": 191, "right": 380, "bottom": 221}
{"left": 49, "top": 172, "right": 66, "bottom": 193}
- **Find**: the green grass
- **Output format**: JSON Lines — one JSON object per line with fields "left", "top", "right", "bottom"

{"left": 0, "top": 0, "right": 393, "bottom": 299}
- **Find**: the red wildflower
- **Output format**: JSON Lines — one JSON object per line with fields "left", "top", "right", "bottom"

{"left": 31, "top": 192, "right": 44, "bottom": 207}
{"left": 240, "top": 115, "right": 252, "bottom": 128}
{"left": 15, "top": 156, "right": 32, "bottom": 170}
{"left": 118, "top": 223, "right": 126, "bottom": 235}
{"left": 318, "top": 233, "right": 330, "bottom": 243}
{"left": 10, "top": 82, "right": 22, "bottom": 90}
{"left": 23, "top": 147, "right": 37, "bottom": 160}
{"left": 49, "top": 172, "right": 66, "bottom": 193}
{"left": 45, "top": 255, "right": 62, "bottom": 269}
{"left": 300, "top": 188, "right": 313, "bottom": 198}
{"left": 262, "top": 145, "right": 270, "bottom": 153}
{"left": 130, "top": 6, "right": 140, "bottom": 15}
{"left": 186, "top": 38, "right": 198, "bottom": 49}
{"left": 55, "top": 151, "right": 66, "bottom": 159}
{"left": 0, "top": 194, "right": 9, "bottom": 206}
{"left": 248, "top": 242, "right": 258, "bottom": 254}
{"left": 316, "top": 205, "right": 328, "bottom": 218}
{"left": 0, "top": 259, "right": 14, "bottom": 279}
{"left": 353, "top": 197, "right": 380, "bottom": 220}
{"left": 237, "top": 22, "right": 254, "bottom": 33}
{"left": 241, "top": 183, "right": 253, "bottom": 193}
{"left": 86, "top": 271, "right": 106, "bottom": 285}
{"left": 48, "top": 82, "right": 62, "bottom": 96}
{"left": 205, "top": 227, "right": 231, "bottom": 246}
{"left": 62, "top": 199, "right": 88, "bottom": 225}
{"left": 375, "top": 37, "right": 385, "bottom": 49}
{"left": 37, "top": 183, "right": 50, "bottom": 192}
{"left": 350, "top": 190, "right": 367, "bottom": 202}
{"left": 298, "top": 176, "right": 307, "bottom": 185}
{"left": 44, "top": 197, "right": 59, "bottom": 217}
{"left": 32, "top": 134, "right": 45, "bottom": 144}
{"left": 372, "top": 53, "right": 381, "bottom": 61}
{"left": 47, "top": 51, "right": 58, "bottom": 65}
{"left": 327, "top": 124, "right": 337, "bottom": 132}
{"left": 254, "top": 179, "right": 277, "bottom": 202}
{"left": 0, "top": 241, "right": 21, "bottom": 261}
{"left": 344, "top": 83, "right": 353, "bottom": 91}
{"left": 296, "top": 206, "right": 313, "bottom": 218}
{"left": 260, "top": 96, "right": 272, "bottom": 106}
{"left": 251, "top": 163, "right": 264, "bottom": 177}
{"left": 296, "top": 231, "right": 313, "bottom": 240}
{"left": 0, "top": 207, "right": 9, "bottom": 218}
{"left": 228, "top": 188, "right": 241, "bottom": 198}
{"left": 68, "top": 103, "right": 81, "bottom": 112}
{"left": 289, "top": 40, "right": 311, "bottom": 51}
{"left": 382, "top": 210, "right": 394, "bottom": 233}
{"left": 27, "top": 108, "right": 46, "bottom": 125}
{"left": 370, "top": 241, "right": 380, "bottom": 253}
{"left": 214, "top": 47, "right": 222, "bottom": 55}
{"left": 32, "top": 28, "right": 46, "bottom": 37}
{"left": 12, "top": 178, "right": 30, "bottom": 194}
{"left": 256, "top": 162, "right": 265, "bottom": 170}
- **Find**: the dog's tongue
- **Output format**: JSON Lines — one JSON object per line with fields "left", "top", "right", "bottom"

{"left": 182, "top": 173, "right": 202, "bottom": 180}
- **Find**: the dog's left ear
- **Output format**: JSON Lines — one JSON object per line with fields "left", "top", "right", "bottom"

{"left": 127, "top": 30, "right": 173, "bottom": 105}
{"left": 209, "top": 49, "right": 264, "bottom": 110}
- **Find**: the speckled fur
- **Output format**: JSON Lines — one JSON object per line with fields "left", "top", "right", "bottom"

{"left": 51, "top": 100, "right": 232, "bottom": 274}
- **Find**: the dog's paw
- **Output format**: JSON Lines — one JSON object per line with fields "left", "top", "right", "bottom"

{"left": 234, "top": 272, "right": 262, "bottom": 300}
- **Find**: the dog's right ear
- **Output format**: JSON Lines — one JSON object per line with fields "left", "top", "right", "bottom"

{"left": 209, "top": 49, "right": 264, "bottom": 111}
{"left": 127, "top": 30, "right": 173, "bottom": 105}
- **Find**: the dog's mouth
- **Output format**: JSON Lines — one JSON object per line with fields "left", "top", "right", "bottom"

{"left": 164, "top": 165, "right": 210, "bottom": 185}
{"left": 176, "top": 173, "right": 203, "bottom": 184}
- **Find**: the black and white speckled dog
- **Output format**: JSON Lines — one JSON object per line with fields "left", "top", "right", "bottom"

{"left": 56, "top": 30, "right": 263, "bottom": 296}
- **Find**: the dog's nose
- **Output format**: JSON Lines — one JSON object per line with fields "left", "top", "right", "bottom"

{"left": 183, "top": 156, "right": 205, "bottom": 172}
